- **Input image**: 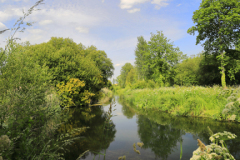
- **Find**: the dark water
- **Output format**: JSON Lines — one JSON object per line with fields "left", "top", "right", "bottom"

{"left": 61, "top": 96, "right": 240, "bottom": 160}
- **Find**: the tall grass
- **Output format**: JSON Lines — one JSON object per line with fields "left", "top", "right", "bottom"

{"left": 117, "top": 86, "right": 240, "bottom": 122}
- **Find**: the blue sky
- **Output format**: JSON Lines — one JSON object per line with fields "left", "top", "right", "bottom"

{"left": 0, "top": 0, "right": 204, "bottom": 80}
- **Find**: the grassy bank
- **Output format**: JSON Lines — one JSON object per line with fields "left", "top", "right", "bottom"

{"left": 116, "top": 86, "right": 240, "bottom": 122}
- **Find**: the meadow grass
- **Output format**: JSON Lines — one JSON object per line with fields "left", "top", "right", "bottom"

{"left": 116, "top": 86, "right": 240, "bottom": 122}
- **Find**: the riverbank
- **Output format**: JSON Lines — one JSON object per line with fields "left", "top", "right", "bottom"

{"left": 97, "top": 88, "right": 114, "bottom": 105}
{"left": 116, "top": 86, "right": 240, "bottom": 122}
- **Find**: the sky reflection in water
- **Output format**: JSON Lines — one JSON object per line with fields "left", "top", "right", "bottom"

{"left": 67, "top": 96, "right": 240, "bottom": 160}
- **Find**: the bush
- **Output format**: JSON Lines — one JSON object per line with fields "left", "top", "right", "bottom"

{"left": 131, "top": 80, "right": 147, "bottom": 89}
{"left": 0, "top": 41, "right": 76, "bottom": 159}
{"left": 146, "top": 80, "right": 157, "bottom": 89}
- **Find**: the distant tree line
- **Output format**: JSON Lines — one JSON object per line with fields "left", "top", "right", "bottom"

{"left": 117, "top": 30, "right": 240, "bottom": 88}
{"left": 117, "top": 0, "right": 240, "bottom": 88}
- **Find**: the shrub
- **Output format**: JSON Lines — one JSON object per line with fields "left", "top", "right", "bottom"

{"left": 131, "top": 80, "right": 147, "bottom": 89}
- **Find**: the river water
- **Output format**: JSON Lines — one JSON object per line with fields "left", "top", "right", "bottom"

{"left": 61, "top": 96, "right": 240, "bottom": 160}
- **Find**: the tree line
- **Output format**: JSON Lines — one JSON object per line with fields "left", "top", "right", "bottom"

{"left": 116, "top": 0, "right": 240, "bottom": 88}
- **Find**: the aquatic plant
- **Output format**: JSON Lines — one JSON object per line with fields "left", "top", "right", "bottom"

{"left": 133, "top": 142, "right": 142, "bottom": 155}
{"left": 137, "top": 142, "right": 144, "bottom": 148}
{"left": 118, "top": 155, "right": 126, "bottom": 160}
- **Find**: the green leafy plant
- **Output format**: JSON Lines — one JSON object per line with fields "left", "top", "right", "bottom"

{"left": 190, "top": 131, "right": 237, "bottom": 160}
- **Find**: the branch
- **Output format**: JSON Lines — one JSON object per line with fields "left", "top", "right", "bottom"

{"left": 0, "top": 0, "right": 45, "bottom": 62}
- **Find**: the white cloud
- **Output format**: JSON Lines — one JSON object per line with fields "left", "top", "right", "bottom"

{"left": 28, "top": 29, "right": 43, "bottom": 34}
{"left": 119, "top": 0, "right": 169, "bottom": 11}
{"left": 0, "top": 22, "right": 7, "bottom": 30}
{"left": 39, "top": 20, "right": 53, "bottom": 25}
{"left": 0, "top": 7, "right": 25, "bottom": 22}
{"left": 115, "top": 60, "right": 135, "bottom": 67}
{"left": 102, "top": 0, "right": 104, "bottom": 2}
{"left": 127, "top": 8, "right": 140, "bottom": 13}
{"left": 0, "top": 22, "right": 10, "bottom": 48}
{"left": 151, "top": 0, "right": 169, "bottom": 9}
{"left": 115, "top": 63, "right": 124, "bottom": 67}
{"left": 75, "top": 27, "right": 89, "bottom": 33}
{"left": 177, "top": 4, "right": 182, "bottom": 7}
{"left": 119, "top": 0, "right": 149, "bottom": 9}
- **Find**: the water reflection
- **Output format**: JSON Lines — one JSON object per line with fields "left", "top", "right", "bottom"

{"left": 137, "top": 115, "right": 184, "bottom": 159}
{"left": 120, "top": 102, "right": 136, "bottom": 119}
{"left": 58, "top": 106, "right": 116, "bottom": 160}
{"left": 57, "top": 96, "right": 240, "bottom": 160}
{"left": 119, "top": 96, "right": 240, "bottom": 159}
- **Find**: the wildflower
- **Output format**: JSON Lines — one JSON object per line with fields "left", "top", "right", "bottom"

{"left": 209, "top": 137, "right": 215, "bottom": 142}
{"left": 197, "top": 139, "right": 206, "bottom": 152}
{"left": 225, "top": 102, "right": 234, "bottom": 109}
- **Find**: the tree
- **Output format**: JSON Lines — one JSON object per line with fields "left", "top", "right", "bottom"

{"left": 125, "top": 68, "right": 137, "bottom": 86}
{"left": 117, "top": 63, "right": 133, "bottom": 88}
{"left": 143, "top": 31, "right": 185, "bottom": 86}
{"left": 84, "top": 45, "right": 114, "bottom": 85}
{"left": 175, "top": 55, "right": 202, "bottom": 86}
{"left": 24, "top": 37, "right": 105, "bottom": 105}
{"left": 187, "top": 0, "right": 240, "bottom": 88}
{"left": 135, "top": 36, "right": 148, "bottom": 80}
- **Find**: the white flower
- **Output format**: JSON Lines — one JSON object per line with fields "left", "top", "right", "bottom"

{"left": 209, "top": 137, "right": 214, "bottom": 142}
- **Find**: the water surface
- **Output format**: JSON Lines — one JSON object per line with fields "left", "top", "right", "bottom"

{"left": 62, "top": 96, "right": 240, "bottom": 160}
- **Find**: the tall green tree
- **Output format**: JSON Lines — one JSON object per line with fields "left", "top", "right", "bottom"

{"left": 187, "top": 0, "right": 240, "bottom": 88}
{"left": 135, "top": 36, "right": 148, "bottom": 80}
{"left": 125, "top": 68, "right": 137, "bottom": 86}
{"left": 117, "top": 63, "right": 133, "bottom": 88}
{"left": 144, "top": 31, "right": 185, "bottom": 86}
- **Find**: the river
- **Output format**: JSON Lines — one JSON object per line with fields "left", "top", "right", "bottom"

{"left": 60, "top": 96, "right": 240, "bottom": 160}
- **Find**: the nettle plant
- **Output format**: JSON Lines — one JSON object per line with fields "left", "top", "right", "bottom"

{"left": 190, "top": 130, "right": 237, "bottom": 160}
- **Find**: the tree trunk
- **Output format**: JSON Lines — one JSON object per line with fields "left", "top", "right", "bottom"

{"left": 221, "top": 52, "right": 226, "bottom": 88}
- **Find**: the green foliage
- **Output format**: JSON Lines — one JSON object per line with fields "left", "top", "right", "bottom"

{"left": 117, "top": 63, "right": 133, "bottom": 88}
{"left": 175, "top": 55, "right": 202, "bottom": 86}
{"left": 0, "top": 1, "right": 115, "bottom": 159}
{"left": 117, "top": 86, "right": 229, "bottom": 120}
{"left": 23, "top": 37, "right": 113, "bottom": 105}
{"left": 188, "top": 0, "right": 240, "bottom": 87}
{"left": 221, "top": 88, "right": 240, "bottom": 121}
{"left": 126, "top": 68, "right": 137, "bottom": 86}
{"left": 190, "top": 131, "right": 237, "bottom": 160}
{"left": 105, "top": 80, "right": 113, "bottom": 90}
{"left": 140, "top": 31, "right": 185, "bottom": 85}
{"left": 0, "top": 40, "right": 74, "bottom": 159}
{"left": 131, "top": 80, "right": 148, "bottom": 89}
{"left": 84, "top": 45, "right": 114, "bottom": 85}
{"left": 56, "top": 78, "right": 94, "bottom": 107}
{"left": 120, "top": 31, "right": 185, "bottom": 88}
{"left": 135, "top": 36, "right": 148, "bottom": 80}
